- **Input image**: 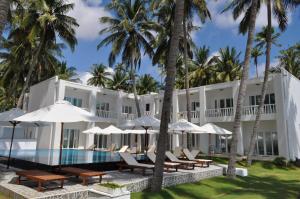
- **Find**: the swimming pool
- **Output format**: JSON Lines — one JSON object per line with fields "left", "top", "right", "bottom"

{"left": 0, "top": 149, "right": 143, "bottom": 166}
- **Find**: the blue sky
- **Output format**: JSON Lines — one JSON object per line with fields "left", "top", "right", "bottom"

{"left": 63, "top": 0, "right": 300, "bottom": 83}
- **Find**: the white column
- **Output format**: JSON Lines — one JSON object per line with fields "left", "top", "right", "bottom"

{"left": 237, "top": 123, "right": 244, "bottom": 155}
{"left": 85, "top": 89, "right": 97, "bottom": 149}
{"left": 116, "top": 91, "right": 123, "bottom": 126}
{"left": 199, "top": 87, "right": 206, "bottom": 125}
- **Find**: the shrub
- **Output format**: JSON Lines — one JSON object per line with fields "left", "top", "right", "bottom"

{"left": 273, "top": 157, "right": 288, "bottom": 167}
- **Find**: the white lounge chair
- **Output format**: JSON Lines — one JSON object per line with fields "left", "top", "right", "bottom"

{"left": 182, "top": 148, "right": 213, "bottom": 167}
{"left": 147, "top": 149, "right": 180, "bottom": 172}
{"left": 165, "top": 151, "right": 196, "bottom": 169}
{"left": 118, "top": 146, "right": 154, "bottom": 175}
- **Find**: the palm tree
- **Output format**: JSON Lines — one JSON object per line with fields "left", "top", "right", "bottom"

{"left": 16, "top": 0, "right": 78, "bottom": 108}
{"left": 213, "top": 46, "right": 242, "bottom": 83}
{"left": 151, "top": 0, "right": 184, "bottom": 192}
{"left": 87, "top": 64, "right": 111, "bottom": 87}
{"left": 277, "top": 46, "right": 300, "bottom": 78}
{"left": 251, "top": 47, "right": 263, "bottom": 78}
{"left": 98, "top": 0, "right": 159, "bottom": 117}
{"left": 247, "top": 0, "right": 294, "bottom": 166}
{"left": 107, "top": 66, "right": 130, "bottom": 91}
{"left": 0, "top": 0, "right": 9, "bottom": 36}
{"left": 223, "top": 0, "right": 259, "bottom": 177}
{"left": 55, "top": 61, "right": 77, "bottom": 80}
{"left": 137, "top": 74, "right": 159, "bottom": 95}
{"left": 189, "top": 45, "right": 216, "bottom": 86}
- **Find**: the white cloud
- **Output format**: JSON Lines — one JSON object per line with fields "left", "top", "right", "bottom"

{"left": 207, "top": 1, "right": 292, "bottom": 31}
{"left": 67, "top": 0, "right": 111, "bottom": 40}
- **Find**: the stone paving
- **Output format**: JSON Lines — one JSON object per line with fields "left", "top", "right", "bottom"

{"left": 0, "top": 164, "right": 223, "bottom": 199}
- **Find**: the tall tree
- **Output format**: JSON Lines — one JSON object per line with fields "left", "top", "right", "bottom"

{"left": 107, "top": 66, "right": 130, "bottom": 91}
{"left": 16, "top": 0, "right": 78, "bottom": 108}
{"left": 0, "top": 0, "right": 9, "bottom": 36}
{"left": 137, "top": 74, "right": 159, "bottom": 95}
{"left": 251, "top": 47, "right": 263, "bottom": 78}
{"left": 182, "top": 0, "right": 210, "bottom": 123}
{"left": 247, "top": 0, "right": 293, "bottom": 166}
{"left": 87, "top": 64, "right": 111, "bottom": 87}
{"left": 276, "top": 45, "right": 300, "bottom": 78}
{"left": 55, "top": 61, "right": 77, "bottom": 81}
{"left": 151, "top": 0, "right": 184, "bottom": 191}
{"left": 223, "top": 0, "right": 259, "bottom": 177}
{"left": 98, "top": 0, "right": 159, "bottom": 117}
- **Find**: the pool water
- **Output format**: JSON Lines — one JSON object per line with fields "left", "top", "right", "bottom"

{"left": 0, "top": 149, "right": 138, "bottom": 166}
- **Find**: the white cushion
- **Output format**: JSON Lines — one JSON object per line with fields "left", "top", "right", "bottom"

{"left": 218, "top": 164, "right": 248, "bottom": 177}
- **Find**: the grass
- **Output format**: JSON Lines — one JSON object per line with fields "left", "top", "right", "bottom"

{"left": 131, "top": 158, "right": 300, "bottom": 199}
{"left": 0, "top": 193, "right": 9, "bottom": 199}
{"left": 100, "top": 182, "right": 124, "bottom": 189}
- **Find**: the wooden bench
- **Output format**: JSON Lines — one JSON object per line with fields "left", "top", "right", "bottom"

{"left": 16, "top": 170, "right": 67, "bottom": 192}
{"left": 60, "top": 167, "right": 105, "bottom": 185}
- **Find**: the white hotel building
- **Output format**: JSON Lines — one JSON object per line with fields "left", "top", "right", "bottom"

{"left": 0, "top": 69, "right": 300, "bottom": 161}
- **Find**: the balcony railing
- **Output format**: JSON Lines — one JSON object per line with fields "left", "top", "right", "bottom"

{"left": 144, "top": 111, "right": 153, "bottom": 116}
{"left": 205, "top": 107, "right": 234, "bottom": 118}
{"left": 96, "top": 110, "right": 116, "bottom": 119}
{"left": 121, "top": 113, "right": 136, "bottom": 120}
{"left": 205, "top": 104, "right": 276, "bottom": 118}
{"left": 178, "top": 111, "right": 200, "bottom": 120}
{"left": 242, "top": 104, "right": 276, "bottom": 115}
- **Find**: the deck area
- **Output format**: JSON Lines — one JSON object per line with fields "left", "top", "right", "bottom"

{"left": 0, "top": 164, "right": 222, "bottom": 199}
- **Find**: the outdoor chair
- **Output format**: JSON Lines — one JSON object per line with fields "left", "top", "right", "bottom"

{"left": 165, "top": 151, "right": 196, "bottom": 169}
{"left": 182, "top": 148, "right": 213, "bottom": 168}
{"left": 60, "top": 167, "right": 105, "bottom": 185}
{"left": 118, "top": 147, "right": 154, "bottom": 175}
{"left": 86, "top": 144, "right": 96, "bottom": 151}
{"left": 16, "top": 170, "right": 67, "bottom": 192}
{"left": 147, "top": 151, "right": 180, "bottom": 172}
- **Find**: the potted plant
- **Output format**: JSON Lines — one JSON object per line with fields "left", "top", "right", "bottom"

{"left": 97, "top": 182, "right": 127, "bottom": 196}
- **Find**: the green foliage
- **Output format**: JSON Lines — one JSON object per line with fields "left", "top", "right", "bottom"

{"left": 87, "top": 64, "right": 111, "bottom": 87}
{"left": 100, "top": 182, "right": 124, "bottom": 189}
{"left": 273, "top": 157, "right": 289, "bottom": 167}
{"left": 137, "top": 74, "right": 159, "bottom": 95}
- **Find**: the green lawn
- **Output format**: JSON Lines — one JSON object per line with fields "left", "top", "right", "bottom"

{"left": 0, "top": 193, "right": 9, "bottom": 199}
{"left": 131, "top": 158, "right": 300, "bottom": 199}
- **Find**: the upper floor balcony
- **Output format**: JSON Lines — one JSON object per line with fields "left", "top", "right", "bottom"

{"left": 96, "top": 110, "right": 117, "bottom": 119}
{"left": 177, "top": 111, "right": 200, "bottom": 122}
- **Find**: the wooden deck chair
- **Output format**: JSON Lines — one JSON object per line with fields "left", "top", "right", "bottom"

{"left": 165, "top": 151, "right": 196, "bottom": 169}
{"left": 182, "top": 148, "right": 213, "bottom": 168}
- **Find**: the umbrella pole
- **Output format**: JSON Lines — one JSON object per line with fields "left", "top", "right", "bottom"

{"left": 7, "top": 122, "right": 17, "bottom": 169}
{"left": 59, "top": 122, "right": 64, "bottom": 170}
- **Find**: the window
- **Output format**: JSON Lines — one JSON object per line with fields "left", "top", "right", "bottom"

{"left": 97, "top": 102, "right": 109, "bottom": 111}
{"left": 63, "top": 129, "right": 79, "bottom": 148}
{"left": 145, "top": 104, "right": 150, "bottom": 112}
{"left": 214, "top": 98, "right": 233, "bottom": 109}
{"left": 226, "top": 98, "right": 234, "bottom": 107}
{"left": 191, "top": 102, "right": 200, "bottom": 111}
{"left": 122, "top": 106, "right": 133, "bottom": 114}
{"left": 264, "top": 93, "right": 275, "bottom": 104}
{"left": 254, "top": 131, "right": 278, "bottom": 156}
{"left": 250, "top": 93, "right": 275, "bottom": 106}
{"left": 64, "top": 97, "right": 82, "bottom": 107}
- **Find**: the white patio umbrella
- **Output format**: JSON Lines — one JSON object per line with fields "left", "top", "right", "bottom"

{"left": 100, "top": 125, "right": 124, "bottom": 147}
{"left": 169, "top": 119, "right": 205, "bottom": 147}
{"left": 82, "top": 126, "right": 103, "bottom": 134}
{"left": 14, "top": 100, "right": 102, "bottom": 168}
{"left": 0, "top": 108, "right": 43, "bottom": 169}
{"left": 196, "top": 123, "right": 232, "bottom": 135}
{"left": 123, "top": 129, "right": 158, "bottom": 134}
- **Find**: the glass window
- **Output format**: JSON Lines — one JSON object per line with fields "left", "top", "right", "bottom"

{"left": 97, "top": 102, "right": 109, "bottom": 111}
{"left": 257, "top": 132, "right": 265, "bottom": 155}
{"left": 272, "top": 132, "right": 279, "bottom": 155}
{"left": 64, "top": 97, "right": 82, "bottom": 107}
{"left": 226, "top": 98, "right": 233, "bottom": 108}
{"left": 122, "top": 106, "right": 133, "bottom": 114}
{"left": 63, "top": 129, "right": 79, "bottom": 148}
{"left": 220, "top": 99, "right": 225, "bottom": 108}
{"left": 270, "top": 93, "right": 275, "bottom": 104}
{"left": 191, "top": 102, "right": 200, "bottom": 111}
{"left": 265, "top": 132, "right": 273, "bottom": 155}
{"left": 146, "top": 104, "right": 150, "bottom": 111}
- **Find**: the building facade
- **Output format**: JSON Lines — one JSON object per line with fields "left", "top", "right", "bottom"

{"left": 0, "top": 69, "right": 299, "bottom": 161}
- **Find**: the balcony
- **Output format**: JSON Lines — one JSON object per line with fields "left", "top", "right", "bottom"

{"left": 177, "top": 111, "right": 200, "bottom": 122}
{"left": 205, "top": 104, "right": 276, "bottom": 121}
{"left": 96, "top": 110, "right": 116, "bottom": 119}
{"left": 121, "top": 113, "right": 136, "bottom": 120}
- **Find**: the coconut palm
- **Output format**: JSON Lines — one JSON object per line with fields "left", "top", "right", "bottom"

{"left": 87, "top": 64, "right": 111, "bottom": 87}
{"left": 137, "top": 74, "right": 159, "bottom": 95}
{"left": 55, "top": 61, "right": 77, "bottom": 80}
{"left": 213, "top": 46, "right": 242, "bottom": 82}
{"left": 16, "top": 0, "right": 78, "bottom": 108}
{"left": 0, "top": 0, "right": 9, "bottom": 36}
{"left": 98, "top": 0, "right": 159, "bottom": 117}
{"left": 222, "top": 0, "right": 259, "bottom": 177}
{"left": 151, "top": 0, "right": 184, "bottom": 192}
{"left": 247, "top": 0, "right": 295, "bottom": 166}
{"left": 107, "top": 66, "right": 130, "bottom": 91}
{"left": 251, "top": 47, "right": 263, "bottom": 78}
{"left": 189, "top": 45, "right": 216, "bottom": 86}
{"left": 277, "top": 46, "right": 300, "bottom": 78}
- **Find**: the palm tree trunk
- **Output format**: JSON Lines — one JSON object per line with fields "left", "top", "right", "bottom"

{"left": 17, "top": 30, "right": 46, "bottom": 108}
{"left": 183, "top": 12, "right": 192, "bottom": 149}
{"left": 0, "top": 0, "right": 9, "bottom": 36}
{"left": 227, "top": 0, "right": 259, "bottom": 178}
{"left": 255, "top": 61, "right": 259, "bottom": 78}
{"left": 151, "top": 0, "right": 184, "bottom": 192}
{"left": 130, "top": 59, "right": 141, "bottom": 117}
{"left": 247, "top": 0, "right": 272, "bottom": 166}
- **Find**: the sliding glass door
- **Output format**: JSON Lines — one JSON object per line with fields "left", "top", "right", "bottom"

{"left": 63, "top": 129, "right": 79, "bottom": 148}
{"left": 255, "top": 131, "right": 279, "bottom": 156}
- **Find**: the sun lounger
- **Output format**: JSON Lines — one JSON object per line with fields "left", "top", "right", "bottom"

{"left": 16, "top": 170, "right": 67, "bottom": 192}
{"left": 60, "top": 167, "right": 105, "bottom": 185}
{"left": 182, "top": 148, "right": 213, "bottom": 168}
{"left": 165, "top": 151, "right": 196, "bottom": 169}
{"left": 118, "top": 146, "right": 154, "bottom": 175}
{"left": 174, "top": 147, "right": 183, "bottom": 157}
{"left": 147, "top": 152, "right": 180, "bottom": 172}
{"left": 86, "top": 144, "right": 96, "bottom": 151}
{"left": 96, "top": 143, "right": 116, "bottom": 152}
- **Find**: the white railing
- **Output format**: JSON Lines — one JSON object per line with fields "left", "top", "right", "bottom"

{"left": 205, "top": 104, "right": 276, "bottom": 118}
{"left": 242, "top": 104, "right": 276, "bottom": 115}
{"left": 144, "top": 111, "right": 152, "bottom": 116}
{"left": 177, "top": 111, "right": 200, "bottom": 119}
{"left": 96, "top": 110, "right": 116, "bottom": 119}
{"left": 205, "top": 107, "right": 234, "bottom": 118}
{"left": 121, "top": 113, "right": 136, "bottom": 120}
